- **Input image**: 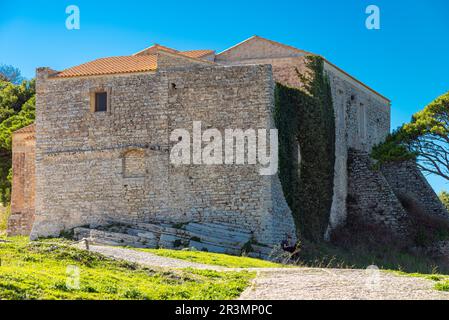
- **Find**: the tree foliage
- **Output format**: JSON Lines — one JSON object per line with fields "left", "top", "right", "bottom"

{"left": 0, "top": 64, "right": 25, "bottom": 85}
{"left": 439, "top": 191, "right": 449, "bottom": 211}
{"left": 0, "top": 74, "right": 35, "bottom": 205}
{"left": 372, "top": 91, "right": 449, "bottom": 180}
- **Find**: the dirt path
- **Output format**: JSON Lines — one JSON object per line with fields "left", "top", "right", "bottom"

{"left": 80, "top": 244, "right": 449, "bottom": 300}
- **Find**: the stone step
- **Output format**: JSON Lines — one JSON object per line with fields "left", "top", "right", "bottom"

{"left": 74, "top": 227, "right": 158, "bottom": 248}
{"left": 128, "top": 225, "right": 247, "bottom": 251}
{"left": 73, "top": 221, "right": 264, "bottom": 260}
{"left": 189, "top": 240, "right": 241, "bottom": 256}
{"left": 133, "top": 223, "right": 165, "bottom": 234}
{"left": 159, "top": 234, "right": 189, "bottom": 249}
{"left": 125, "top": 228, "right": 159, "bottom": 241}
{"left": 185, "top": 231, "right": 246, "bottom": 249}
{"left": 130, "top": 222, "right": 251, "bottom": 249}
{"left": 185, "top": 223, "right": 252, "bottom": 243}
{"left": 198, "top": 222, "right": 252, "bottom": 235}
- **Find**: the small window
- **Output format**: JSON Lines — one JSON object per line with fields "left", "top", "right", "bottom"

{"left": 95, "top": 92, "right": 108, "bottom": 112}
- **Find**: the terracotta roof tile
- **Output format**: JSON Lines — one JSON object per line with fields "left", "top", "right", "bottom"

{"left": 55, "top": 55, "right": 157, "bottom": 78}
{"left": 14, "top": 123, "right": 35, "bottom": 134}
{"left": 181, "top": 50, "right": 215, "bottom": 58}
{"left": 54, "top": 46, "right": 216, "bottom": 78}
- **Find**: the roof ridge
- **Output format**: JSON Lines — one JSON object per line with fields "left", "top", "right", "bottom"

{"left": 180, "top": 49, "right": 215, "bottom": 58}
{"left": 216, "top": 36, "right": 389, "bottom": 102}
{"left": 216, "top": 35, "right": 311, "bottom": 56}
{"left": 14, "top": 123, "right": 35, "bottom": 134}
{"left": 156, "top": 50, "right": 215, "bottom": 65}
{"left": 133, "top": 43, "right": 179, "bottom": 56}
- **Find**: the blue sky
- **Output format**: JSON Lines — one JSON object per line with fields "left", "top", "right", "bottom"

{"left": 1, "top": 0, "right": 449, "bottom": 191}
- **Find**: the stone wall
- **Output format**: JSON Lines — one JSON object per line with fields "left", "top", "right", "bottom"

{"left": 347, "top": 149, "right": 409, "bottom": 235}
{"left": 216, "top": 37, "right": 306, "bottom": 62}
{"left": 217, "top": 40, "right": 391, "bottom": 239}
{"left": 31, "top": 62, "right": 296, "bottom": 245}
{"left": 7, "top": 124, "right": 36, "bottom": 236}
{"left": 157, "top": 51, "right": 212, "bottom": 69}
{"left": 325, "top": 62, "right": 390, "bottom": 237}
{"left": 217, "top": 56, "right": 309, "bottom": 89}
{"left": 381, "top": 160, "right": 449, "bottom": 218}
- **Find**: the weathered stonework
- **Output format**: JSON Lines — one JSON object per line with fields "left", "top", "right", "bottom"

{"left": 347, "top": 150, "right": 449, "bottom": 236}
{"left": 381, "top": 161, "right": 449, "bottom": 218}
{"left": 11, "top": 35, "right": 445, "bottom": 251}
{"left": 31, "top": 60, "right": 296, "bottom": 246}
{"left": 7, "top": 124, "right": 36, "bottom": 236}
{"left": 216, "top": 36, "right": 391, "bottom": 237}
{"left": 325, "top": 62, "right": 391, "bottom": 237}
{"left": 347, "top": 149, "right": 409, "bottom": 235}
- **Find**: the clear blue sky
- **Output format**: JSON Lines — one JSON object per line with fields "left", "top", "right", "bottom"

{"left": 1, "top": 0, "right": 449, "bottom": 191}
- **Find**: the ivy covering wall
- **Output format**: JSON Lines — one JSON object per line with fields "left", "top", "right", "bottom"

{"left": 274, "top": 56, "right": 335, "bottom": 242}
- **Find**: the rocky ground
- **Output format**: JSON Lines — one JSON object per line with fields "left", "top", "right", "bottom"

{"left": 80, "top": 244, "right": 449, "bottom": 300}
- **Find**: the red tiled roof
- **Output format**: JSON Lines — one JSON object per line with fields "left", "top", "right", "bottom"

{"left": 181, "top": 50, "right": 215, "bottom": 58}
{"left": 55, "top": 55, "right": 158, "bottom": 78}
{"left": 13, "top": 123, "right": 35, "bottom": 134}
{"left": 54, "top": 45, "right": 216, "bottom": 78}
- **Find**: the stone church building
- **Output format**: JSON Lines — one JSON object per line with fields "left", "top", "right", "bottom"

{"left": 7, "top": 36, "right": 447, "bottom": 256}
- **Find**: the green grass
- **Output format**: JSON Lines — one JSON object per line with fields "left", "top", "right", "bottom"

{"left": 0, "top": 204, "right": 9, "bottom": 235}
{"left": 434, "top": 281, "right": 449, "bottom": 291}
{"left": 0, "top": 237, "right": 255, "bottom": 300}
{"left": 136, "top": 248, "right": 285, "bottom": 268}
{"left": 388, "top": 270, "right": 449, "bottom": 292}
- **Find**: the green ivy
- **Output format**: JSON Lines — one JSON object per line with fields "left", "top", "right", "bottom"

{"left": 274, "top": 56, "right": 335, "bottom": 242}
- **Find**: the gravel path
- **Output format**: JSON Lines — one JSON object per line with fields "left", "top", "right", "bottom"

{"left": 239, "top": 268, "right": 449, "bottom": 300}
{"left": 79, "top": 244, "right": 449, "bottom": 300}
{"left": 82, "top": 244, "right": 288, "bottom": 271}
{"left": 85, "top": 245, "right": 228, "bottom": 270}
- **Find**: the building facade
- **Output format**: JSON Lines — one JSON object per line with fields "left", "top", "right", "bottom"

{"left": 8, "top": 36, "right": 446, "bottom": 250}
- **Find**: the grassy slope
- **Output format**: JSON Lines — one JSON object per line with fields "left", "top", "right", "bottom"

{"left": 137, "top": 248, "right": 285, "bottom": 268}
{"left": 0, "top": 237, "right": 254, "bottom": 300}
